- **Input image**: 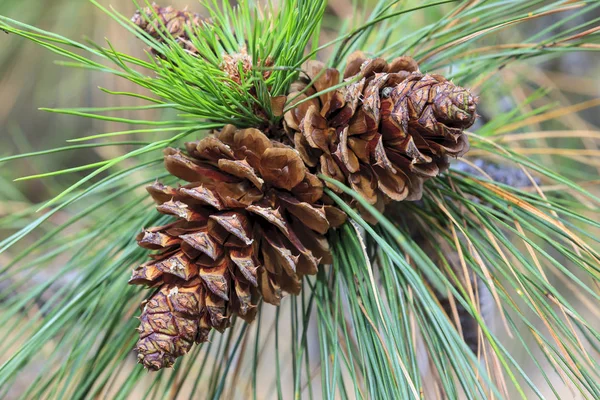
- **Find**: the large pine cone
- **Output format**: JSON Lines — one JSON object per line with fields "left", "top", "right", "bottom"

{"left": 284, "top": 52, "right": 477, "bottom": 220}
{"left": 130, "top": 125, "right": 345, "bottom": 370}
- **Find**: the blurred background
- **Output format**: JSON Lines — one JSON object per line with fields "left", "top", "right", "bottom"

{"left": 1, "top": 1, "right": 599, "bottom": 399}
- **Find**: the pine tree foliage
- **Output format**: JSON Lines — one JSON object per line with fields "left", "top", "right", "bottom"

{"left": 1, "top": 0, "right": 600, "bottom": 398}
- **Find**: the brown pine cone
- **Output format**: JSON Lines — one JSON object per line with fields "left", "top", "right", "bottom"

{"left": 284, "top": 52, "right": 477, "bottom": 221}
{"left": 131, "top": 4, "right": 206, "bottom": 54}
{"left": 130, "top": 125, "right": 346, "bottom": 370}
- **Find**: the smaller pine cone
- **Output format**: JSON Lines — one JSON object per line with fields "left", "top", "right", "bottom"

{"left": 131, "top": 4, "right": 206, "bottom": 54}
{"left": 221, "top": 47, "right": 275, "bottom": 86}
{"left": 284, "top": 52, "right": 477, "bottom": 221}
{"left": 131, "top": 6, "right": 275, "bottom": 102}
{"left": 131, "top": 125, "right": 346, "bottom": 370}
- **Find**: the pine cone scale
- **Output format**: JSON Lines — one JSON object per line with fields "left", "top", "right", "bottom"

{"left": 229, "top": 247, "right": 258, "bottom": 286}
{"left": 208, "top": 212, "right": 253, "bottom": 246}
{"left": 199, "top": 258, "right": 230, "bottom": 301}
{"left": 180, "top": 231, "right": 223, "bottom": 260}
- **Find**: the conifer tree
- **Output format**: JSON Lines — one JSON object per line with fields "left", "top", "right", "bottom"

{"left": 1, "top": 1, "right": 600, "bottom": 398}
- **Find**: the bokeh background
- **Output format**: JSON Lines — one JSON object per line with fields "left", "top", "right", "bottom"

{"left": 1, "top": 1, "right": 599, "bottom": 399}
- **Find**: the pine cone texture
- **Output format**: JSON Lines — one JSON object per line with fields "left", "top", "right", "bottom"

{"left": 285, "top": 52, "right": 477, "bottom": 221}
{"left": 132, "top": 4, "right": 206, "bottom": 54}
{"left": 130, "top": 126, "right": 346, "bottom": 370}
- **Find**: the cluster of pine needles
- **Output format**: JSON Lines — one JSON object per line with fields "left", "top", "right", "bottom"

{"left": 1, "top": 0, "right": 600, "bottom": 399}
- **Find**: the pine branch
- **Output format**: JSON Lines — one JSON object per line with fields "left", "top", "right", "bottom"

{"left": 0, "top": 0, "right": 599, "bottom": 398}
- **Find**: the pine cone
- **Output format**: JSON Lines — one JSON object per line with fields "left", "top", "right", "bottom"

{"left": 284, "top": 52, "right": 477, "bottom": 221}
{"left": 130, "top": 125, "right": 346, "bottom": 370}
{"left": 132, "top": 3, "right": 206, "bottom": 54}
{"left": 221, "top": 47, "right": 276, "bottom": 87}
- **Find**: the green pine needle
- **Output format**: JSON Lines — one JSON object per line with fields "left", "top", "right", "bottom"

{"left": 1, "top": 0, "right": 599, "bottom": 398}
